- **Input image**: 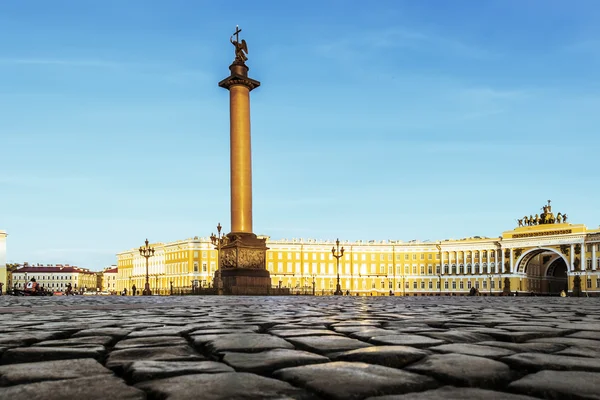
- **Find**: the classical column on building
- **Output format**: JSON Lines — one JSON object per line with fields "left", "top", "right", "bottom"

{"left": 593, "top": 244, "right": 597, "bottom": 271}
{"left": 216, "top": 26, "right": 272, "bottom": 295}
{"left": 570, "top": 244, "right": 575, "bottom": 271}
{"left": 509, "top": 249, "right": 514, "bottom": 274}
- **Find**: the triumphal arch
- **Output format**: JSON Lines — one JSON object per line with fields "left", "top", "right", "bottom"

{"left": 499, "top": 200, "right": 599, "bottom": 295}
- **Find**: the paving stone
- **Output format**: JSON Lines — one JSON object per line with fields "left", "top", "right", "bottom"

{"left": 269, "top": 329, "right": 342, "bottom": 338}
{"left": 269, "top": 324, "right": 328, "bottom": 331}
{"left": 430, "top": 343, "right": 515, "bottom": 359}
{"left": 332, "top": 321, "right": 382, "bottom": 327}
{"left": 222, "top": 348, "right": 329, "bottom": 374}
{"left": 204, "top": 333, "right": 294, "bottom": 353}
{"left": 124, "top": 360, "right": 234, "bottom": 382}
{"left": 567, "top": 331, "right": 600, "bottom": 340}
{"left": 114, "top": 335, "right": 188, "bottom": 349}
{"left": 421, "top": 331, "right": 493, "bottom": 343}
{"left": 330, "top": 345, "right": 428, "bottom": 368}
{"left": 333, "top": 325, "right": 383, "bottom": 334}
{"left": 33, "top": 336, "right": 114, "bottom": 347}
{"left": 501, "top": 325, "right": 575, "bottom": 334}
{"left": 286, "top": 335, "right": 372, "bottom": 355}
{"left": 349, "top": 328, "right": 402, "bottom": 341}
{"left": 478, "top": 340, "right": 567, "bottom": 353}
{"left": 509, "top": 370, "right": 600, "bottom": 399}
{"left": 274, "top": 361, "right": 438, "bottom": 400}
{"left": 106, "top": 345, "right": 204, "bottom": 370}
{"left": 126, "top": 326, "right": 192, "bottom": 338}
{"left": 0, "top": 332, "right": 67, "bottom": 347}
{"left": 556, "top": 323, "right": 600, "bottom": 332}
{"left": 483, "top": 330, "right": 565, "bottom": 343}
{"left": 72, "top": 327, "right": 132, "bottom": 339}
{"left": 0, "top": 375, "right": 145, "bottom": 400}
{"left": 529, "top": 337, "right": 600, "bottom": 348}
{"left": 1, "top": 346, "right": 104, "bottom": 365}
{"left": 135, "top": 372, "right": 312, "bottom": 399}
{"left": 369, "top": 334, "right": 445, "bottom": 348}
{"left": 501, "top": 352, "right": 600, "bottom": 372}
{"left": 554, "top": 347, "right": 600, "bottom": 358}
{"left": 366, "top": 386, "right": 541, "bottom": 400}
{"left": 0, "top": 358, "right": 111, "bottom": 386}
{"left": 405, "top": 353, "right": 513, "bottom": 388}
{"left": 190, "top": 333, "right": 225, "bottom": 346}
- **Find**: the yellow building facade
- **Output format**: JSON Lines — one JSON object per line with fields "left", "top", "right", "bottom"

{"left": 116, "top": 204, "right": 600, "bottom": 296}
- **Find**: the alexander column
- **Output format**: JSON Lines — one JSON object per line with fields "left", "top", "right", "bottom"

{"left": 215, "top": 26, "right": 271, "bottom": 295}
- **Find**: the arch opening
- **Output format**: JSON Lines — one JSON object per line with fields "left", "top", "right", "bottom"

{"left": 516, "top": 248, "right": 569, "bottom": 295}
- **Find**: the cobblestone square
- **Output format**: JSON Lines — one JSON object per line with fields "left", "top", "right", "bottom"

{"left": 1, "top": 296, "right": 599, "bottom": 399}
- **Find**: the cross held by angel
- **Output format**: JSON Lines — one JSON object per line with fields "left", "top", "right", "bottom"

{"left": 231, "top": 25, "right": 248, "bottom": 63}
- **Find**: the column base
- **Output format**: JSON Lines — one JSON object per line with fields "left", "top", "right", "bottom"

{"left": 215, "top": 232, "right": 289, "bottom": 295}
{"left": 143, "top": 282, "right": 152, "bottom": 296}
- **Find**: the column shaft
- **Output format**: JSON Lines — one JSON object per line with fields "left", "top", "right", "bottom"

{"left": 229, "top": 85, "right": 253, "bottom": 233}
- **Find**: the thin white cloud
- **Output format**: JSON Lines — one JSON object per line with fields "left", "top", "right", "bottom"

{"left": 0, "top": 58, "right": 124, "bottom": 68}
{"left": 315, "top": 26, "right": 497, "bottom": 61}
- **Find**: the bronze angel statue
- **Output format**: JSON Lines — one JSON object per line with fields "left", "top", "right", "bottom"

{"left": 231, "top": 34, "right": 248, "bottom": 63}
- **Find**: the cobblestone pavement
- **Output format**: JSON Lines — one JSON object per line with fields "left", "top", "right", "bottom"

{"left": 0, "top": 296, "right": 599, "bottom": 400}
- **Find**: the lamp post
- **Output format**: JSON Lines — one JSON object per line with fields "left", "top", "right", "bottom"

{"left": 487, "top": 274, "right": 493, "bottom": 296}
{"left": 210, "top": 223, "right": 228, "bottom": 277}
{"left": 438, "top": 274, "right": 442, "bottom": 295}
{"left": 139, "top": 238, "right": 155, "bottom": 296}
{"left": 332, "top": 238, "right": 345, "bottom": 296}
{"left": 312, "top": 274, "right": 316, "bottom": 296}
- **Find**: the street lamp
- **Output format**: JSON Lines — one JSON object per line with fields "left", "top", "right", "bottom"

{"left": 332, "top": 238, "right": 345, "bottom": 296}
{"left": 210, "top": 223, "right": 228, "bottom": 272}
{"left": 486, "top": 274, "right": 493, "bottom": 296}
{"left": 438, "top": 274, "right": 442, "bottom": 295}
{"left": 312, "top": 274, "right": 316, "bottom": 296}
{"left": 139, "top": 238, "right": 155, "bottom": 296}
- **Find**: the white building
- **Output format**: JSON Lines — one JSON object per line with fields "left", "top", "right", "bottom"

{"left": 12, "top": 264, "right": 98, "bottom": 292}
{"left": 102, "top": 266, "right": 118, "bottom": 292}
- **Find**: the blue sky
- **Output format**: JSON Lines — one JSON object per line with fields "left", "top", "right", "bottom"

{"left": 1, "top": 0, "right": 599, "bottom": 270}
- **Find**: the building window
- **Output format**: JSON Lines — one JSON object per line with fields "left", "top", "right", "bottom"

{"left": 475, "top": 281, "right": 480, "bottom": 289}
{"left": 389, "top": 281, "right": 393, "bottom": 289}
{"left": 194, "top": 263, "right": 199, "bottom": 272}
{"left": 452, "top": 281, "right": 456, "bottom": 289}
{"left": 428, "top": 265, "right": 433, "bottom": 274}
{"left": 436, "top": 265, "right": 441, "bottom": 274}
{"left": 587, "top": 279, "right": 592, "bottom": 289}
{"left": 405, "top": 281, "right": 409, "bottom": 289}
{"left": 404, "top": 254, "right": 409, "bottom": 260}
{"left": 202, "top": 263, "right": 207, "bottom": 272}
{"left": 420, "top": 266, "right": 425, "bottom": 275}
{"left": 459, "top": 281, "right": 464, "bottom": 289}
{"left": 412, "top": 266, "right": 417, "bottom": 274}
{"left": 491, "top": 280, "right": 495, "bottom": 289}
{"left": 483, "top": 280, "right": 487, "bottom": 289}
{"left": 428, "top": 281, "right": 432, "bottom": 289}
{"left": 413, "top": 281, "right": 417, "bottom": 289}
{"left": 381, "top": 281, "right": 385, "bottom": 288}
{"left": 413, "top": 254, "right": 417, "bottom": 260}
{"left": 467, "top": 281, "right": 472, "bottom": 289}
{"left": 421, "top": 281, "right": 425, "bottom": 289}
{"left": 587, "top": 260, "right": 592, "bottom": 270}
{"left": 372, "top": 282, "right": 376, "bottom": 289}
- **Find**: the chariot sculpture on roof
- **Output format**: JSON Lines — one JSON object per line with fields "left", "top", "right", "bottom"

{"left": 517, "top": 200, "right": 568, "bottom": 227}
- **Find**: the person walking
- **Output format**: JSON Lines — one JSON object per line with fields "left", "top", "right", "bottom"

{"left": 132, "top": 284, "right": 137, "bottom": 296}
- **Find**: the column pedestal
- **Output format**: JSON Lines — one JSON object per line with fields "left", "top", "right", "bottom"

{"left": 217, "top": 232, "right": 274, "bottom": 295}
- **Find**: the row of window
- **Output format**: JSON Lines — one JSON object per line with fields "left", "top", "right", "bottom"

{"left": 15, "top": 275, "right": 78, "bottom": 281}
